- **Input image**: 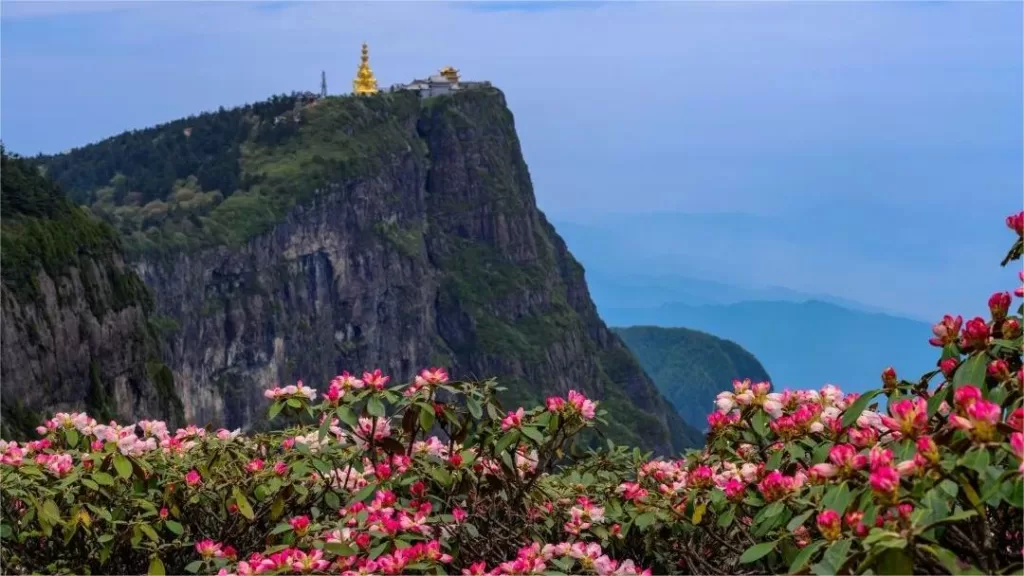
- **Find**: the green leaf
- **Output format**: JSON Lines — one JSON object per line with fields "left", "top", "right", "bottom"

{"left": 113, "top": 454, "right": 132, "bottom": 480}
{"left": 495, "top": 430, "right": 520, "bottom": 454}
{"left": 270, "top": 523, "right": 293, "bottom": 535}
{"left": 842, "top": 390, "right": 881, "bottom": 427}
{"left": 739, "top": 541, "right": 777, "bottom": 564}
{"left": 349, "top": 483, "right": 377, "bottom": 505}
{"left": 823, "top": 539, "right": 853, "bottom": 573}
{"left": 521, "top": 426, "right": 545, "bottom": 445}
{"left": 233, "top": 487, "right": 255, "bottom": 521}
{"left": 789, "top": 540, "right": 827, "bottom": 574}
{"left": 766, "top": 449, "right": 784, "bottom": 471}
{"left": 963, "top": 448, "right": 992, "bottom": 475}
{"left": 876, "top": 548, "right": 913, "bottom": 575}
{"left": 139, "top": 523, "right": 160, "bottom": 543}
{"left": 927, "top": 386, "right": 950, "bottom": 417}
{"left": 920, "top": 544, "right": 968, "bottom": 575}
{"left": 184, "top": 560, "right": 203, "bottom": 573}
{"left": 324, "top": 491, "right": 340, "bottom": 511}
{"left": 148, "top": 556, "right": 166, "bottom": 576}
{"left": 633, "top": 511, "right": 658, "bottom": 529}
{"left": 325, "top": 542, "right": 356, "bottom": 557}
{"left": 66, "top": 429, "right": 79, "bottom": 448}
{"left": 466, "top": 397, "right": 483, "bottom": 420}
{"left": 367, "top": 397, "right": 385, "bottom": 418}
{"left": 429, "top": 467, "right": 452, "bottom": 487}
{"left": 81, "top": 478, "right": 99, "bottom": 491}
{"left": 268, "top": 401, "right": 284, "bottom": 421}
{"left": 716, "top": 506, "right": 735, "bottom": 527}
{"left": 40, "top": 499, "right": 61, "bottom": 525}
{"left": 318, "top": 416, "right": 332, "bottom": 442}
{"left": 335, "top": 405, "right": 357, "bottom": 428}
{"left": 751, "top": 410, "right": 769, "bottom": 438}
{"left": 953, "top": 353, "right": 988, "bottom": 390}
{"left": 787, "top": 509, "right": 814, "bottom": 532}
{"left": 418, "top": 406, "right": 435, "bottom": 432}
{"left": 286, "top": 398, "right": 302, "bottom": 409}
{"left": 165, "top": 520, "right": 183, "bottom": 535}
{"left": 920, "top": 509, "right": 977, "bottom": 532}
{"left": 763, "top": 501, "right": 786, "bottom": 519}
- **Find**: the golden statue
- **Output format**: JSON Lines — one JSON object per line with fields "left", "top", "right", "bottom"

{"left": 352, "top": 42, "right": 379, "bottom": 95}
{"left": 439, "top": 66, "right": 460, "bottom": 83}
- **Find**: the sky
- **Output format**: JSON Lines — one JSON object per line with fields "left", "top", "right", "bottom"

{"left": 1, "top": 0, "right": 1022, "bottom": 320}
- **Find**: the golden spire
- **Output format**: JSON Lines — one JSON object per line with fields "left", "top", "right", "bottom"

{"left": 352, "top": 42, "right": 379, "bottom": 95}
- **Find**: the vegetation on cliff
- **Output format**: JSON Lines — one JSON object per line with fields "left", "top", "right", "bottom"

{"left": 0, "top": 149, "right": 183, "bottom": 438}
{"left": 614, "top": 326, "right": 772, "bottom": 431}
{"left": 1, "top": 210, "right": 1022, "bottom": 575}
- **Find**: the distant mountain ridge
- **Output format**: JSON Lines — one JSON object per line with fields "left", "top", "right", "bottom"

{"left": 614, "top": 326, "right": 772, "bottom": 431}
{"left": 602, "top": 299, "right": 937, "bottom": 395}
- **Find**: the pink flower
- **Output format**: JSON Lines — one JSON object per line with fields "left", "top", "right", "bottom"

{"left": 940, "top": 358, "right": 959, "bottom": 378}
{"left": 374, "top": 463, "right": 392, "bottom": 480}
{"left": 915, "top": 436, "right": 940, "bottom": 467}
{"left": 989, "top": 292, "right": 1012, "bottom": 322}
{"left": 1007, "top": 211, "right": 1024, "bottom": 235}
{"left": 757, "top": 470, "right": 802, "bottom": 502}
{"left": 722, "top": 478, "right": 746, "bottom": 501}
{"left": 808, "top": 463, "right": 837, "bottom": 482}
{"left": 1010, "top": 432, "right": 1024, "bottom": 461}
{"left": 462, "top": 561, "right": 488, "bottom": 575}
{"left": 567, "top": 390, "right": 597, "bottom": 420}
{"left": 869, "top": 446, "right": 893, "bottom": 470}
{"left": 951, "top": 399, "right": 1002, "bottom": 442}
{"left": 546, "top": 396, "right": 565, "bottom": 412}
{"left": 185, "top": 469, "right": 201, "bottom": 486}
{"left": 274, "top": 461, "right": 288, "bottom": 476}
{"left": 988, "top": 359, "right": 1011, "bottom": 381}
{"left": 1016, "top": 271, "right": 1024, "bottom": 298}
{"left": 453, "top": 506, "right": 467, "bottom": 523}
{"left": 954, "top": 385, "right": 982, "bottom": 410}
{"left": 829, "top": 443, "right": 869, "bottom": 474}
{"left": 289, "top": 515, "right": 311, "bottom": 535}
{"left": 880, "top": 398, "right": 928, "bottom": 438}
{"left": 960, "top": 317, "right": 991, "bottom": 351}
{"left": 501, "top": 408, "right": 525, "bottom": 431}
{"left": 362, "top": 369, "right": 390, "bottom": 391}
{"left": 929, "top": 315, "right": 963, "bottom": 347}
{"left": 159, "top": 507, "right": 169, "bottom": 520}
{"left": 616, "top": 482, "right": 648, "bottom": 503}
{"left": 816, "top": 510, "right": 842, "bottom": 541}
{"left": 291, "top": 549, "right": 330, "bottom": 573}
{"left": 195, "top": 539, "right": 222, "bottom": 559}
{"left": 869, "top": 466, "right": 900, "bottom": 500}
{"left": 845, "top": 511, "right": 870, "bottom": 538}
{"left": 245, "top": 458, "right": 265, "bottom": 473}
{"left": 848, "top": 426, "right": 878, "bottom": 448}
{"left": 1008, "top": 408, "right": 1024, "bottom": 432}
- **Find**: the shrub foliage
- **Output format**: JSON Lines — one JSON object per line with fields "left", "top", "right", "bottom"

{"left": 2, "top": 211, "right": 1023, "bottom": 575}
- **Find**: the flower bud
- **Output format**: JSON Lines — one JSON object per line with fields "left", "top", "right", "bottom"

{"left": 939, "top": 358, "right": 959, "bottom": 379}
{"left": 989, "top": 292, "right": 1012, "bottom": 322}
{"left": 1002, "top": 318, "right": 1021, "bottom": 339}
{"left": 816, "top": 510, "right": 842, "bottom": 541}
{"left": 1007, "top": 211, "right": 1024, "bottom": 236}
{"left": 881, "top": 367, "right": 898, "bottom": 390}
{"left": 988, "top": 359, "right": 1011, "bottom": 382}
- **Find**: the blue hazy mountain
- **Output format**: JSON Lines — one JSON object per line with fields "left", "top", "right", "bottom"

{"left": 601, "top": 300, "right": 937, "bottom": 395}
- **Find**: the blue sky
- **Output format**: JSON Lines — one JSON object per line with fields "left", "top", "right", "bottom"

{"left": 1, "top": 1, "right": 1022, "bottom": 320}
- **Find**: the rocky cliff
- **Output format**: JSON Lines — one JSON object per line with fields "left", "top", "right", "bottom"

{"left": 34, "top": 88, "right": 701, "bottom": 452}
{"left": 0, "top": 151, "right": 182, "bottom": 439}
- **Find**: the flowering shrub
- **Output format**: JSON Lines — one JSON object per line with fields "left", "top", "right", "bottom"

{"left": 1, "top": 211, "right": 1022, "bottom": 575}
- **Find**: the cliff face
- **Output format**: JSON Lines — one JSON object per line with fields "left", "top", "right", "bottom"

{"left": 0, "top": 152, "right": 181, "bottom": 439}
{"left": 38, "top": 88, "right": 701, "bottom": 452}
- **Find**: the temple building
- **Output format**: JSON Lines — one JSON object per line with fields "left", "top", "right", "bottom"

{"left": 352, "top": 43, "right": 379, "bottom": 95}
{"left": 391, "top": 65, "right": 490, "bottom": 98}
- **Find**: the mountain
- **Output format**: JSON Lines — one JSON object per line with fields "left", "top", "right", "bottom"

{"left": 554, "top": 219, "right": 914, "bottom": 318}
{"left": 27, "top": 87, "right": 701, "bottom": 452}
{"left": 0, "top": 150, "right": 182, "bottom": 439}
{"left": 614, "top": 326, "right": 771, "bottom": 432}
{"left": 602, "top": 300, "right": 937, "bottom": 395}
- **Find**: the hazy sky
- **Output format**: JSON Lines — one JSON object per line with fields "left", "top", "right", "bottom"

{"left": 2, "top": 1, "right": 1022, "bottom": 319}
